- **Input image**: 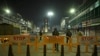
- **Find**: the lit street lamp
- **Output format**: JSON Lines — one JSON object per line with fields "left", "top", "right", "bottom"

{"left": 69, "top": 8, "right": 76, "bottom": 14}
{"left": 47, "top": 11, "right": 54, "bottom": 17}
{"left": 4, "top": 8, "right": 11, "bottom": 14}
{"left": 67, "top": 8, "right": 76, "bottom": 29}
{"left": 44, "top": 11, "right": 54, "bottom": 32}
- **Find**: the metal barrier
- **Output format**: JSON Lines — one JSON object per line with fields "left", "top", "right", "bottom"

{"left": 26, "top": 44, "right": 30, "bottom": 56}
{"left": 8, "top": 44, "right": 14, "bottom": 56}
{"left": 76, "top": 45, "right": 80, "bottom": 56}
{"left": 0, "top": 35, "right": 100, "bottom": 56}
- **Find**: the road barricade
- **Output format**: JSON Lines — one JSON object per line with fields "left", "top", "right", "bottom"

{"left": 42, "top": 35, "right": 65, "bottom": 56}
{"left": 81, "top": 36, "right": 96, "bottom": 44}
{"left": 43, "top": 36, "right": 64, "bottom": 44}
{"left": 0, "top": 35, "right": 100, "bottom": 56}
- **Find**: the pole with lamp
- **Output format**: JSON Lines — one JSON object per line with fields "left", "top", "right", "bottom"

{"left": 4, "top": 8, "right": 14, "bottom": 56}
{"left": 45, "top": 11, "right": 54, "bottom": 32}
{"left": 70, "top": 8, "right": 81, "bottom": 56}
{"left": 69, "top": 8, "right": 76, "bottom": 32}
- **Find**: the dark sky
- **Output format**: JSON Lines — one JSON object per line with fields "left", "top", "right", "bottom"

{"left": 0, "top": 0, "right": 84, "bottom": 27}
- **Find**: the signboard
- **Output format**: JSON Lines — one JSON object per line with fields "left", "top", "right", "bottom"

{"left": 0, "top": 35, "right": 10, "bottom": 43}
{"left": 81, "top": 36, "right": 96, "bottom": 44}
{"left": 43, "top": 36, "right": 64, "bottom": 44}
{"left": 10, "top": 35, "right": 30, "bottom": 43}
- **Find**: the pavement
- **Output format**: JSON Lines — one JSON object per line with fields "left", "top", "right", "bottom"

{"left": 0, "top": 32, "right": 100, "bottom": 56}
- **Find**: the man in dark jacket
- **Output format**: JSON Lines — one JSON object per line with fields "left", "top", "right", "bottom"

{"left": 52, "top": 28, "right": 59, "bottom": 51}
{"left": 39, "top": 30, "right": 43, "bottom": 40}
{"left": 52, "top": 28, "right": 59, "bottom": 36}
{"left": 66, "top": 30, "right": 72, "bottom": 43}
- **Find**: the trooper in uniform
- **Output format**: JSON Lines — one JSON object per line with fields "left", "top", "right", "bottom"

{"left": 66, "top": 29, "right": 72, "bottom": 43}
{"left": 39, "top": 30, "right": 43, "bottom": 40}
{"left": 52, "top": 28, "right": 59, "bottom": 51}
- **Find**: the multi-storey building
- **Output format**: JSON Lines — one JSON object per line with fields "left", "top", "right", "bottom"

{"left": 0, "top": 12, "right": 33, "bottom": 35}
{"left": 69, "top": 0, "right": 100, "bottom": 36}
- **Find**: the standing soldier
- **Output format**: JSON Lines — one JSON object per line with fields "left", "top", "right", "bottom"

{"left": 66, "top": 29, "right": 72, "bottom": 43}
{"left": 52, "top": 28, "right": 59, "bottom": 51}
{"left": 76, "top": 29, "right": 83, "bottom": 43}
{"left": 39, "top": 30, "right": 43, "bottom": 40}
{"left": 76, "top": 29, "right": 83, "bottom": 36}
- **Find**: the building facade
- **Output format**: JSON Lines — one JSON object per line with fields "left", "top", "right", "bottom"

{"left": 69, "top": 0, "right": 100, "bottom": 36}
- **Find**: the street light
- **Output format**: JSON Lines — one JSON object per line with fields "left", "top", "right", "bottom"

{"left": 69, "top": 8, "right": 76, "bottom": 14}
{"left": 66, "top": 8, "right": 76, "bottom": 30}
{"left": 44, "top": 11, "right": 54, "bottom": 32}
{"left": 4, "top": 8, "right": 11, "bottom": 14}
{"left": 47, "top": 11, "right": 54, "bottom": 17}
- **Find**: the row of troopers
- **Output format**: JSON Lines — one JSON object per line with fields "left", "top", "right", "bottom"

{"left": 39, "top": 28, "right": 83, "bottom": 52}
{"left": 39, "top": 28, "right": 72, "bottom": 52}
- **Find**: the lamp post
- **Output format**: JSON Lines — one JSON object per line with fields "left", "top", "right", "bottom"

{"left": 67, "top": 8, "right": 76, "bottom": 32}
{"left": 47, "top": 11, "right": 54, "bottom": 17}
{"left": 44, "top": 11, "right": 54, "bottom": 32}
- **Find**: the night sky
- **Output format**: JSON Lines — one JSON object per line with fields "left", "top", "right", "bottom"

{"left": 0, "top": 0, "right": 84, "bottom": 27}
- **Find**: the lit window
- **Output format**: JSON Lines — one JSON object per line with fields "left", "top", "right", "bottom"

{"left": 95, "top": 1, "right": 99, "bottom": 8}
